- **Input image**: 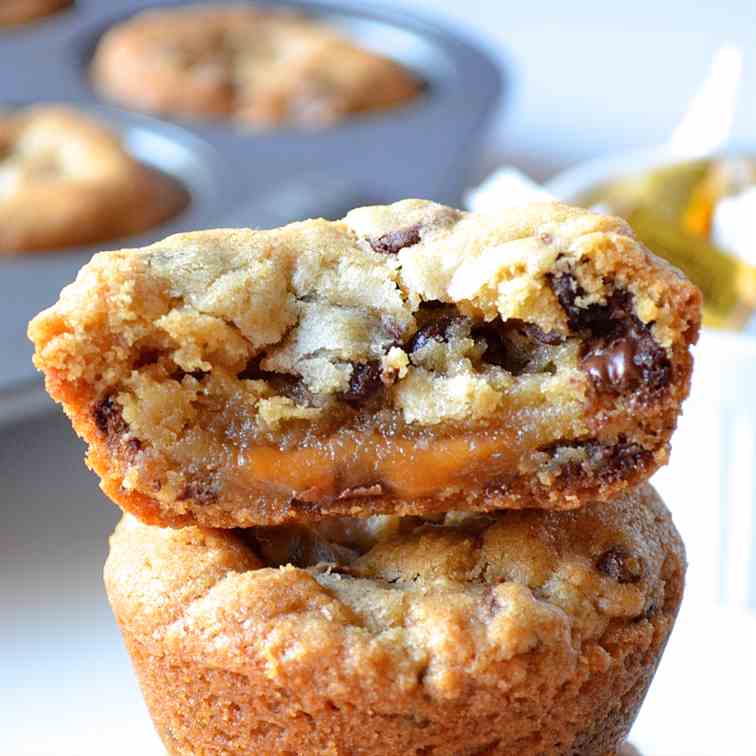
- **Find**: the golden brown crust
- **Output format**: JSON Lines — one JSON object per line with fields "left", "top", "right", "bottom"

{"left": 0, "top": 0, "right": 71, "bottom": 27}
{"left": 106, "top": 484, "right": 685, "bottom": 755}
{"left": 29, "top": 200, "right": 701, "bottom": 526}
{"left": 0, "top": 105, "right": 187, "bottom": 253}
{"left": 91, "top": 5, "right": 422, "bottom": 129}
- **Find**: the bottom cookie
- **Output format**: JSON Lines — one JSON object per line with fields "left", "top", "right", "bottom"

{"left": 105, "top": 484, "right": 684, "bottom": 755}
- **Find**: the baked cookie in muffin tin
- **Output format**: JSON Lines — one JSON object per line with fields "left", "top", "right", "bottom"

{"left": 91, "top": 4, "right": 424, "bottom": 129}
{"left": 0, "top": 105, "right": 188, "bottom": 253}
{"left": 0, "top": 0, "right": 71, "bottom": 28}
{"left": 29, "top": 200, "right": 701, "bottom": 527}
{"left": 105, "top": 483, "right": 684, "bottom": 755}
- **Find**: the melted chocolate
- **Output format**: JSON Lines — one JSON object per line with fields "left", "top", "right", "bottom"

{"left": 540, "top": 438, "right": 654, "bottom": 486}
{"left": 473, "top": 318, "right": 558, "bottom": 375}
{"left": 549, "top": 272, "right": 586, "bottom": 330}
{"left": 343, "top": 362, "right": 383, "bottom": 405}
{"left": 549, "top": 273, "right": 671, "bottom": 394}
{"left": 596, "top": 545, "right": 644, "bottom": 584}
{"left": 132, "top": 348, "right": 161, "bottom": 370}
{"left": 368, "top": 224, "right": 421, "bottom": 255}
{"left": 407, "top": 315, "right": 457, "bottom": 353}
{"left": 581, "top": 338, "right": 640, "bottom": 391}
{"left": 93, "top": 395, "right": 128, "bottom": 438}
{"left": 92, "top": 394, "right": 142, "bottom": 461}
{"left": 177, "top": 479, "right": 219, "bottom": 505}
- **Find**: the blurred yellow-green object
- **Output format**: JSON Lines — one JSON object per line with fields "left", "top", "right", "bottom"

{"left": 583, "top": 160, "right": 756, "bottom": 330}
{"left": 628, "top": 207, "right": 756, "bottom": 329}
{"left": 584, "top": 160, "right": 710, "bottom": 219}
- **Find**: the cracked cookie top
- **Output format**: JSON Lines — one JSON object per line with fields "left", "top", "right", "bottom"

{"left": 29, "top": 200, "right": 701, "bottom": 526}
{"left": 105, "top": 484, "right": 685, "bottom": 705}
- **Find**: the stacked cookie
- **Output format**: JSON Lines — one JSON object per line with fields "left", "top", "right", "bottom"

{"left": 29, "top": 200, "right": 701, "bottom": 755}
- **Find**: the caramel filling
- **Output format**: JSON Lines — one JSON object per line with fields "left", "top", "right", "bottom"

{"left": 237, "top": 409, "right": 578, "bottom": 501}
{"left": 93, "top": 282, "right": 670, "bottom": 510}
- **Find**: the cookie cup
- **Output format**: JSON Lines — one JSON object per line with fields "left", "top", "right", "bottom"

{"left": 105, "top": 484, "right": 684, "bottom": 755}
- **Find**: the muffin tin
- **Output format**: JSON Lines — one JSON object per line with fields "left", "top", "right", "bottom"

{"left": 0, "top": 0, "right": 503, "bottom": 418}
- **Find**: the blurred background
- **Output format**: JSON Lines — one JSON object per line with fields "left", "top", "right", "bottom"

{"left": 3, "top": 1, "right": 756, "bottom": 754}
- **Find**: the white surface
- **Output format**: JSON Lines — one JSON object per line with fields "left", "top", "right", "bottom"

{"left": 630, "top": 603, "right": 756, "bottom": 756}
{"left": 1, "top": 413, "right": 163, "bottom": 755}
{"left": 465, "top": 166, "right": 554, "bottom": 211}
{"left": 713, "top": 187, "right": 756, "bottom": 266}
{"left": 665, "top": 45, "right": 742, "bottom": 160}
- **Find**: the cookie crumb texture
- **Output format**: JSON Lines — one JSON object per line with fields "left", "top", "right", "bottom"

{"left": 29, "top": 200, "right": 701, "bottom": 526}
{"left": 0, "top": 106, "right": 187, "bottom": 253}
{"left": 105, "top": 484, "right": 685, "bottom": 755}
{"left": 91, "top": 5, "right": 423, "bottom": 129}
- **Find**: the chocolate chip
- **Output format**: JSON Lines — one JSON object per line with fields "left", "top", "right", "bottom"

{"left": 417, "top": 299, "right": 448, "bottom": 310}
{"left": 407, "top": 315, "right": 457, "bottom": 353}
{"left": 177, "top": 480, "right": 218, "bottom": 505}
{"left": 540, "top": 438, "right": 653, "bottom": 486}
{"left": 171, "top": 368, "right": 208, "bottom": 382}
{"left": 582, "top": 338, "right": 640, "bottom": 391}
{"left": 549, "top": 273, "right": 631, "bottom": 336}
{"left": 368, "top": 224, "right": 421, "bottom": 255}
{"left": 630, "top": 326, "right": 671, "bottom": 390}
{"left": 237, "top": 356, "right": 272, "bottom": 381}
{"left": 473, "top": 318, "right": 557, "bottom": 375}
{"left": 132, "top": 349, "right": 161, "bottom": 370}
{"left": 381, "top": 315, "right": 405, "bottom": 344}
{"left": 482, "top": 586, "right": 501, "bottom": 618}
{"left": 549, "top": 274, "right": 671, "bottom": 394}
{"left": 343, "top": 362, "right": 383, "bottom": 405}
{"left": 472, "top": 321, "right": 512, "bottom": 369}
{"left": 92, "top": 395, "right": 128, "bottom": 438}
{"left": 521, "top": 322, "right": 563, "bottom": 346}
{"left": 596, "top": 546, "right": 644, "bottom": 584}
{"left": 581, "top": 321, "right": 670, "bottom": 394}
{"left": 237, "top": 356, "right": 302, "bottom": 401}
{"left": 92, "top": 394, "right": 142, "bottom": 460}
{"left": 549, "top": 272, "right": 586, "bottom": 329}
{"left": 596, "top": 441, "right": 653, "bottom": 483}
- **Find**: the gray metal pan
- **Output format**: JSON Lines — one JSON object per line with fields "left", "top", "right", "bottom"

{"left": 0, "top": 0, "right": 504, "bottom": 422}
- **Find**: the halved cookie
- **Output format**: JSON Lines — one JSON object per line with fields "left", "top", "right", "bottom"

{"left": 29, "top": 200, "right": 701, "bottom": 526}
